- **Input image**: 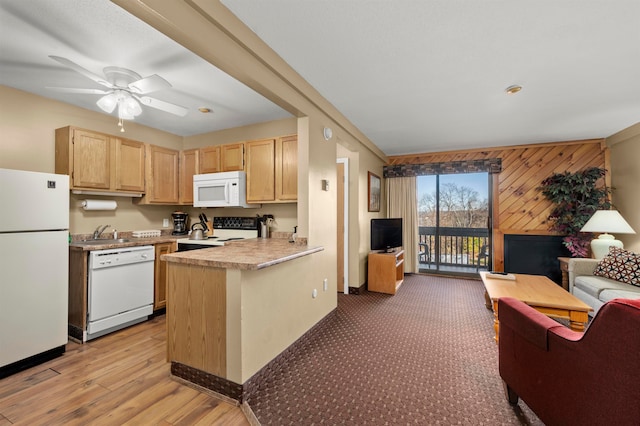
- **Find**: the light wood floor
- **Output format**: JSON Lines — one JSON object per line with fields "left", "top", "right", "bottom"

{"left": 0, "top": 315, "right": 250, "bottom": 425}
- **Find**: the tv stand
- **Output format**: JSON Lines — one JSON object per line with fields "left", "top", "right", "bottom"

{"left": 368, "top": 249, "right": 405, "bottom": 295}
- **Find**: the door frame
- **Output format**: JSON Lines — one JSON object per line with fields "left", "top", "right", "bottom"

{"left": 337, "top": 157, "right": 349, "bottom": 294}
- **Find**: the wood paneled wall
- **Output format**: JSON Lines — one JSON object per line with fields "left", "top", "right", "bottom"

{"left": 388, "top": 139, "right": 609, "bottom": 270}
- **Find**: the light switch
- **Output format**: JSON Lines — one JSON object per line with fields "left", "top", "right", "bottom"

{"left": 322, "top": 179, "right": 329, "bottom": 191}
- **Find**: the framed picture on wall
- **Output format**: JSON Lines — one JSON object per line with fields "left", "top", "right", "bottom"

{"left": 368, "top": 171, "right": 381, "bottom": 212}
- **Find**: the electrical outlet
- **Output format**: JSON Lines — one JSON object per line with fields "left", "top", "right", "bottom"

{"left": 312, "top": 288, "right": 318, "bottom": 299}
{"left": 323, "top": 278, "right": 328, "bottom": 291}
{"left": 163, "top": 218, "right": 169, "bottom": 227}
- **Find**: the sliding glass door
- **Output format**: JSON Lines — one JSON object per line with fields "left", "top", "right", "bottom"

{"left": 417, "top": 172, "right": 491, "bottom": 275}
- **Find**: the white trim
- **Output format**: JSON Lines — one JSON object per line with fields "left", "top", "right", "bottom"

{"left": 337, "top": 157, "right": 349, "bottom": 294}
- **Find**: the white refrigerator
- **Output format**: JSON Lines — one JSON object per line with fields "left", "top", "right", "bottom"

{"left": 0, "top": 168, "right": 69, "bottom": 378}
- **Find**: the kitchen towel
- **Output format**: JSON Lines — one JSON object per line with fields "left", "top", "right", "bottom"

{"left": 80, "top": 199, "right": 117, "bottom": 211}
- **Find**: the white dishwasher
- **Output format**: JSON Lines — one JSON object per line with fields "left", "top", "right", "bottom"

{"left": 87, "top": 245, "right": 155, "bottom": 340}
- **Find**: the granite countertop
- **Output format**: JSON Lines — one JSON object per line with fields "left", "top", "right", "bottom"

{"left": 162, "top": 238, "right": 323, "bottom": 270}
{"left": 69, "top": 234, "right": 183, "bottom": 251}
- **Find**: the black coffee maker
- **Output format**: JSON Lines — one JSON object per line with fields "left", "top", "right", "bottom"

{"left": 171, "top": 211, "right": 189, "bottom": 235}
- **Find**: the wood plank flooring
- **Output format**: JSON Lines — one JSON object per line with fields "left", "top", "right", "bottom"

{"left": 0, "top": 316, "right": 249, "bottom": 425}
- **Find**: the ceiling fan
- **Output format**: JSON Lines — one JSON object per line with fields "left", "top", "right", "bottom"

{"left": 47, "top": 55, "right": 188, "bottom": 131}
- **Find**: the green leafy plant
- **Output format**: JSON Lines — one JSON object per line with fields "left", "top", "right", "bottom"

{"left": 539, "top": 167, "right": 611, "bottom": 257}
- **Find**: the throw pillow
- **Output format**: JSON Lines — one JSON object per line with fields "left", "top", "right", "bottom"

{"left": 593, "top": 246, "right": 640, "bottom": 287}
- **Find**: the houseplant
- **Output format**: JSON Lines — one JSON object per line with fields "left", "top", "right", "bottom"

{"left": 539, "top": 167, "right": 611, "bottom": 257}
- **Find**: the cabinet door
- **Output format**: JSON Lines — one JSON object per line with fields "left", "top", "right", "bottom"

{"left": 154, "top": 242, "right": 176, "bottom": 310}
{"left": 179, "top": 149, "right": 199, "bottom": 204}
{"left": 246, "top": 139, "right": 276, "bottom": 202}
{"left": 146, "top": 145, "right": 179, "bottom": 203}
{"left": 72, "top": 129, "right": 110, "bottom": 189}
{"left": 221, "top": 143, "right": 244, "bottom": 171}
{"left": 276, "top": 135, "right": 298, "bottom": 201}
{"left": 199, "top": 146, "right": 220, "bottom": 174}
{"left": 114, "top": 138, "right": 145, "bottom": 192}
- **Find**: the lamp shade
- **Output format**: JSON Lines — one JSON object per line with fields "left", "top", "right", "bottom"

{"left": 581, "top": 210, "right": 636, "bottom": 259}
{"left": 580, "top": 210, "right": 636, "bottom": 234}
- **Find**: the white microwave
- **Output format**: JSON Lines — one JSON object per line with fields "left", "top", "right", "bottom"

{"left": 193, "top": 171, "right": 259, "bottom": 208}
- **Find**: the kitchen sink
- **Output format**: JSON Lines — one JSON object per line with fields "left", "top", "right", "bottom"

{"left": 77, "top": 238, "right": 131, "bottom": 245}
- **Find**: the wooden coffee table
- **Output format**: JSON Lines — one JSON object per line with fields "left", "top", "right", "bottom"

{"left": 480, "top": 272, "right": 593, "bottom": 343}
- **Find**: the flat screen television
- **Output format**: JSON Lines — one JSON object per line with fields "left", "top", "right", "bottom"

{"left": 371, "top": 218, "right": 403, "bottom": 252}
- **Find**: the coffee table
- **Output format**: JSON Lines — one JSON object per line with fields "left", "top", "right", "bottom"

{"left": 479, "top": 272, "right": 593, "bottom": 343}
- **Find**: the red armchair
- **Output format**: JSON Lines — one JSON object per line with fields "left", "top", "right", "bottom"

{"left": 498, "top": 297, "right": 640, "bottom": 425}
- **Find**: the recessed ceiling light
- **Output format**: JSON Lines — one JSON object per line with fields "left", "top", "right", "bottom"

{"left": 505, "top": 85, "right": 523, "bottom": 95}
{"left": 198, "top": 107, "right": 212, "bottom": 113}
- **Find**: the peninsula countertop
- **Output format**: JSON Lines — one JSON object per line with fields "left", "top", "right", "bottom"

{"left": 161, "top": 238, "right": 324, "bottom": 270}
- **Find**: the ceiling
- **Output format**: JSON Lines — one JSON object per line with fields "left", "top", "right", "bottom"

{"left": 0, "top": 0, "right": 291, "bottom": 137}
{"left": 2, "top": 1, "right": 640, "bottom": 156}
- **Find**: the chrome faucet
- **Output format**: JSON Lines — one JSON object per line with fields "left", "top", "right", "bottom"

{"left": 93, "top": 224, "right": 110, "bottom": 239}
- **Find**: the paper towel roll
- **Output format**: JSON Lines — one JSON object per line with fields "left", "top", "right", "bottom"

{"left": 81, "top": 199, "right": 117, "bottom": 211}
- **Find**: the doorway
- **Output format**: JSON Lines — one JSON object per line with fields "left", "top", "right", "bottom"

{"left": 417, "top": 172, "right": 491, "bottom": 275}
{"left": 337, "top": 158, "right": 349, "bottom": 294}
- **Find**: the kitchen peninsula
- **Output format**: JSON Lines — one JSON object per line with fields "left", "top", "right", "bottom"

{"left": 162, "top": 238, "right": 324, "bottom": 402}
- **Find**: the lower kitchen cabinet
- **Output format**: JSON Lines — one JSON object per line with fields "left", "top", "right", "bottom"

{"left": 154, "top": 241, "right": 177, "bottom": 310}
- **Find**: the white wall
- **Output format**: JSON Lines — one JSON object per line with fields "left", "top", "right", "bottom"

{"left": 607, "top": 121, "right": 640, "bottom": 252}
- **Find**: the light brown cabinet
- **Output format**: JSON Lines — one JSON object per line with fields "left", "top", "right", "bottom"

{"left": 220, "top": 142, "right": 244, "bottom": 171}
{"left": 114, "top": 138, "right": 146, "bottom": 192}
{"left": 368, "top": 250, "right": 405, "bottom": 295}
{"left": 276, "top": 134, "right": 298, "bottom": 201}
{"left": 199, "top": 146, "right": 220, "bottom": 173}
{"left": 136, "top": 144, "right": 179, "bottom": 204}
{"left": 55, "top": 126, "right": 145, "bottom": 194}
{"left": 246, "top": 138, "right": 276, "bottom": 202}
{"left": 154, "top": 241, "right": 177, "bottom": 310}
{"left": 179, "top": 149, "right": 199, "bottom": 204}
{"left": 246, "top": 135, "right": 297, "bottom": 203}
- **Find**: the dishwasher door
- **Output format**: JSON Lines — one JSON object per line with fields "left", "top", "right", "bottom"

{"left": 87, "top": 245, "right": 155, "bottom": 338}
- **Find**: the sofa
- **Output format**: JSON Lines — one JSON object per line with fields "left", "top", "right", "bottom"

{"left": 498, "top": 297, "right": 640, "bottom": 425}
{"left": 568, "top": 247, "right": 640, "bottom": 315}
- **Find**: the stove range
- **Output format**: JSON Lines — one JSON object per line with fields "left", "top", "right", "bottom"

{"left": 177, "top": 216, "right": 258, "bottom": 251}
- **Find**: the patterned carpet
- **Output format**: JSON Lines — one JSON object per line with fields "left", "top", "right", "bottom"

{"left": 247, "top": 274, "right": 545, "bottom": 425}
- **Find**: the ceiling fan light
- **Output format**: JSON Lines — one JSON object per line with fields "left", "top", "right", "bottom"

{"left": 97, "top": 93, "right": 118, "bottom": 113}
{"left": 118, "top": 108, "right": 135, "bottom": 120}
{"left": 122, "top": 96, "right": 142, "bottom": 117}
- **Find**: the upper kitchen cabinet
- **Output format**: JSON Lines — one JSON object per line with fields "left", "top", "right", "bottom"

{"left": 55, "top": 126, "right": 145, "bottom": 195}
{"left": 276, "top": 134, "right": 298, "bottom": 201}
{"left": 246, "top": 138, "right": 276, "bottom": 202}
{"left": 179, "top": 148, "right": 199, "bottom": 205}
{"left": 200, "top": 142, "right": 246, "bottom": 174}
{"left": 135, "top": 144, "right": 179, "bottom": 204}
{"left": 246, "top": 135, "right": 297, "bottom": 203}
{"left": 220, "top": 142, "right": 244, "bottom": 171}
{"left": 199, "top": 145, "right": 220, "bottom": 174}
{"left": 114, "top": 138, "right": 145, "bottom": 192}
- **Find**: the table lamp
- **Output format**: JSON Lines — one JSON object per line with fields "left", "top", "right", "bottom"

{"left": 580, "top": 210, "right": 636, "bottom": 259}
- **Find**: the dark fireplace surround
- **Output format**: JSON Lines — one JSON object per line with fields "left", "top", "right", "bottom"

{"left": 503, "top": 234, "right": 571, "bottom": 285}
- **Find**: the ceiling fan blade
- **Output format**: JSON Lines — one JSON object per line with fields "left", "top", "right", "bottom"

{"left": 46, "top": 87, "right": 111, "bottom": 95}
{"left": 49, "top": 55, "right": 113, "bottom": 89}
{"left": 137, "top": 96, "right": 188, "bottom": 116}
{"left": 128, "top": 74, "right": 171, "bottom": 94}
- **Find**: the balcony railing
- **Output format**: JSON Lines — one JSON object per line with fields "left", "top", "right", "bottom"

{"left": 418, "top": 226, "right": 490, "bottom": 271}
